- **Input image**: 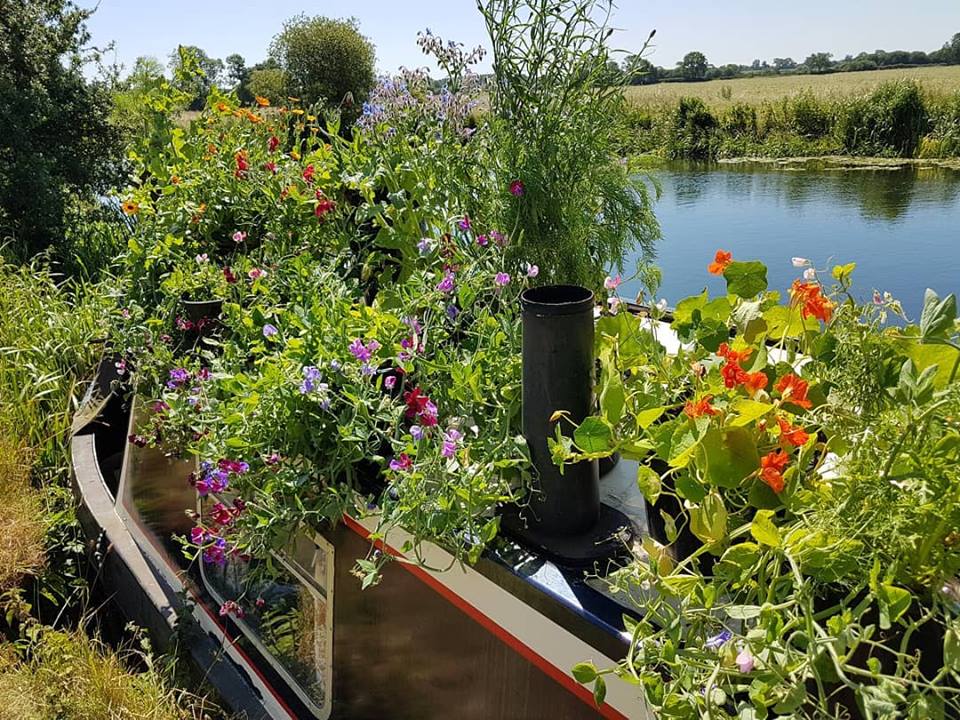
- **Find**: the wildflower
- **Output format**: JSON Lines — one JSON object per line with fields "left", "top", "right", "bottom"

{"left": 348, "top": 338, "right": 380, "bottom": 362}
{"left": 705, "top": 630, "right": 732, "bottom": 650}
{"left": 509, "top": 179, "right": 525, "bottom": 197}
{"left": 736, "top": 647, "right": 755, "bottom": 673}
{"left": 791, "top": 257, "right": 811, "bottom": 267}
{"left": 255, "top": 95, "right": 270, "bottom": 107}
{"left": 300, "top": 366, "right": 322, "bottom": 394}
{"left": 268, "top": 135, "right": 279, "bottom": 152}
{"left": 384, "top": 375, "right": 397, "bottom": 390}
{"left": 684, "top": 395, "right": 718, "bottom": 419}
{"left": 790, "top": 281, "right": 834, "bottom": 323}
{"left": 604, "top": 275, "right": 622, "bottom": 291}
{"left": 389, "top": 453, "right": 413, "bottom": 472}
{"left": 526, "top": 264, "right": 539, "bottom": 278}
{"left": 303, "top": 164, "right": 315, "bottom": 183}
{"left": 418, "top": 237, "right": 434, "bottom": 255}
{"left": 457, "top": 216, "right": 471, "bottom": 231}
{"left": 777, "top": 416, "right": 810, "bottom": 447}
{"left": 263, "top": 324, "right": 278, "bottom": 338}
{"left": 235, "top": 150, "right": 249, "bottom": 178}
{"left": 760, "top": 449, "right": 790, "bottom": 493}
{"left": 476, "top": 234, "right": 488, "bottom": 247}
{"left": 436, "top": 269, "right": 456, "bottom": 293}
{"left": 315, "top": 196, "right": 335, "bottom": 219}
{"left": 121, "top": 199, "right": 139, "bottom": 215}
{"left": 494, "top": 272, "right": 510, "bottom": 287}
{"left": 410, "top": 425, "right": 424, "bottom": 441}
{"left": 775, "top": 373, "right": 812, "bottom": 409}
{"left": 248, "top": 267, "right": 266, "bottom": 281}
{"left": 223, "top": 267, "right": 238, "bottom": 284}
{"left": 196, "top": 253, "right": 209, "bottom": 264}
{"left": 708, "top": 250, "right": 733, "bottom": 275}
{"left": 441, "top": 428, "right": 463, "bottom": 458}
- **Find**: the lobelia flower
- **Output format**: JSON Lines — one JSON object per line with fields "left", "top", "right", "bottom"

{"left": 389, "top": 453, "right": 413, "bottom": 472}
{"left": 436, "top": 269, "right": 456, "bottom": 293}
{"left": 494, "top": 272, "right": 510, "bottom": 287}
{"left": 736, "top": 647, "right": 755, "bottom": 673}
{"left": 705, "top": 630, "right": 732, "bottom": 650}
{"left": 791, "top": 257, "right": 811, "bottom": 267}
{"left": 262, "top": 324, "right": 278, "bottom": 338}
{"left": 509, "top": 179, "right": 525, "bottom": 197}
{"left": 708, "top": 250, "right": 733, "bottom": 275}
{"left": 604, "top": 275, "right": 622, "bottom": 291}
{"left": 441, "top": 428, "right": 463, "bottom": 458}
{"left": 526, "top": 263, "right": 539, "bottom": 278}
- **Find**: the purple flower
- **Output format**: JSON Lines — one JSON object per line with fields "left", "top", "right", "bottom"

{"left": 196, "top": 253, "right": 209, "bottom": 264}
{"left": 404, "top": 316, "right": 423, "bottom": 334}
{"left": 436, "top": 269, "right": 456, "bottom": 294}
{"left": 510, "top": 179, "right": 525, "bottom": 197}
{"left": 389, "top": 453, "right": 413, "bottom": 472}
{"left": 410, "top": 425, "right": 424, "bottom": 441}
{"left": 457, "top": 216, "right": 471, "bottom": 231}
{"left": 263, "top": 324, "right": 278, "bottom": 338}
{"left": 329, "top": 359, "right": 341, "bottom": 371}
{"left": 349, "top": 338, "right": 376, "bottom": 362}
{"left": 361, "top": 362, "right": 376, "bottom": 377}
{"left": 490, "top": 230, "right": 506, "bottom": 246}
{"left": 494, "top": 272, "right": 510, "bottom": 287}
{"left": 705, "top": 630, "right": 732, "bottom": 650}
{"left": 417, "top": 237, "right": 434, "bottom": 255}
{"left": 476, "top": 234, "right": 488, "bottom": 247}
{"left": 384, "top": 375, "right": 397, "bottom": 390}
{"left": 232, "top": 230, "right": 247, "bottom": 244}
{"left": 526, "top": 263, "right": 539, "bottom": 278}
{"left": 167, "top": 367, "right": 190, "bottom": 389}
{"left": 441, "top": 428, "right": 463, "bottom": 458}
{"left": 446, "top": 305, "right": 460, "bottom": 322}
{"left": 300, "top": 365, "right": 322, "bottom": 394}
{"left": 190, "top": 527, "right": 206, "bottom": 546}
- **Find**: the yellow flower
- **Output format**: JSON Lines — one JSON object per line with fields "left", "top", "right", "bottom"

{"left": 290, "top": 150, "right": 301, "bottom": 161}
{"left": 255, "top": 96, "right": 270, "bottom": 107}
{"left": 291, "top": 108, "right": 305, "bottom": 116}
{"left": 121, "top": 199, "right": 139, "bottom": 215}
{"left": 307, "top": 114, "right": 316, "bottom": 122}
{"left": 215, "top": 102, "right": 231, "bottom": 113}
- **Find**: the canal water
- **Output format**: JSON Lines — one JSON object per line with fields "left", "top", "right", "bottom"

{"left": 624, "top": 163, "right": 960, "bottom": 320}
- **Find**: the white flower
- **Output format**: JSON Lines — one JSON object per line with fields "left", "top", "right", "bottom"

{"left": 655, "top": 298, "right": 669, "bottom": 312}
{"left": 791, "top": 257, "right": 811, "bottom": 267}
{"left": 803, "top": 267, "right": 816, "bottom": 281}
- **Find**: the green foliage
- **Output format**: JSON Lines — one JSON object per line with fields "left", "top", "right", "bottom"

{"left": 246, "top": 67, "right": 288, "bottom": 103}
{"left": 837, "top": 79, "right": 930, "bottom": 157}
{"left": 679, "top": 51, "right": 708, "bottom": 81}
{"left": 480, "top": 0, "right": 660, "bottom": 287}
{"left": 664, "top": 97, "right": 718, "bottom": 159}
{"left": 168, "top": 45, "right": 224, "bottom": 111}
{"left": 0, "top": 0, "right": 123, "bottom": 256}
{"left": 269, "top": 14, "right": 376, "bottom": 122}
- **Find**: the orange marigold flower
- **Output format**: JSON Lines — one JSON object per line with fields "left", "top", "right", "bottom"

{"left": 776, "top": 416, "right": 810, "bottom": 447}
{"left": 775, "top": 374, "right": 812, "bottom": 409}
{"left": 121, "top": 199, "right": 139, "bottom": 215}
{"left": 244, "top": 109, "right": 263, "bottom": 124}
{"left": 684, "top": 395, "right": 719, "bottom": 419}
{"left": 255, "top": 95, "right": 270, "bottom": 107}
{"left": 759, "top": 449, "right": 790, "bottom": 493}
{"left": 744, "top": 371, "right": 768, "bottom": 394}
{"left": 215, "top": 101, "right": 230, "bottom": 113}
{"left": 790, "top": 281, "right": 834, "bottom": 323}
{"left": 708, "top": 249, "right": 733, "bottom": 275}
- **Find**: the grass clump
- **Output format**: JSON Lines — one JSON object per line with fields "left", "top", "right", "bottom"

{"left": 0, "top": 435, "right": 44, "bottom": 593}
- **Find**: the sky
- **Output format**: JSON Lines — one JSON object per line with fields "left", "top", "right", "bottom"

{"left": 82, "top": 1, "right": 960, "bottom": 78}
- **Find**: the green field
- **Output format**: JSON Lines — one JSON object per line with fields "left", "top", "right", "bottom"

{"left": 626, "top": 65, "right": 960, "bottom": 109}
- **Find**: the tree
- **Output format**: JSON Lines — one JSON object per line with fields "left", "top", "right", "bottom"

{"left": 247, "top": 67, "right": 288, "bottom": 103}
{"left": 0, "top": 0, "right": 123, "bottom": 255}
{"left": 772, "top": 57, "right": 796, "bottom": 71}
{"left": 804, "top": 52, "right": 834, "bottom": 73}
{"left": 225, "top": 53, "right": 253, "bottom": 104}
{"left": 269, "top": 14, "right": 376, "bottom": 121}
{"left": 168, "top": 45, "right": 223, "bottom": 110}
{"left": 679, "top": 51, "right": 708, "bottom": 81}
{"left": 624, "top": 56, "right": 658, "bottom": 85}
{"left": 944, "top": 33, "right": 960, "bottom": 64}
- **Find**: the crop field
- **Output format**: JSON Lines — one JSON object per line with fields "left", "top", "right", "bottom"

{"left": 626, "top": 64, "right": 960, "bottom": 109}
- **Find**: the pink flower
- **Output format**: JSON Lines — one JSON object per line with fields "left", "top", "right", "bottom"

{"left": 248, "top": 268, "right": 266, "bottom": 280}
{"left": 441, "top": 428, "right": 462, "bottom": 458}
{"left": 384, "top": 375, "right": 397, "bottom": 390}
{"left": 457, "top": 216, "right": 471, "bottom": 231}
{"left": 436, "top": 269, "right": 455, "bottom": 293}
{"left": 604, "top": 275, "right": 622, "bottom": 291}
{"left": 264, "top": 161, "right": 277, "bottom": 174}
{"left": 494, "top": 272, "right": 510, "bottom": 287}
{"left": 268, "top": 135, "right": 279, "bottom": 152}
{"left": 736, "top": 647, "right": 755, "bottom": 673}
{"left": 509, "top": 179, "right": 525, "bottom": 196}
{"left": 232, "top": 230, "right": 247, "bottom": 244}
{"left": 302, "top": 164, "right": 315, "bottom": 183}
{"left": 476, "top": 234, "right": 488, "bottom": 247}
{"left": 525, "top": 263, "right": 539, "bottom": 278}
{"left": 389, "top": 453, "right": 413, "bottom": 472}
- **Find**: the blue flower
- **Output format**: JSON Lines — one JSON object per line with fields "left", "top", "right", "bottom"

{"left": 263, "top": 324, "right": 278, "bottom": 338}
{"left": 705, "top": 630, "right": 732, "bottom": 650}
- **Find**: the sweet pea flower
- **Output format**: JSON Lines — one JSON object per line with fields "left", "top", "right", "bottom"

{"left": 457, "top": 216, "right": 471, "bottom": 231}
{"left": 196, "top": 253, "right": 209, "bottom": 264}
{"left": 417, "top": 237, "right": 434, "bottom": 255}
{"left": 384, "top": 375, "right": 397, "bottom": 390}
{"left": 389, "top": 453, "right": 413, "bottom": 472}
{"left": 249, "top": 267, "right": 266, "bottom": 280}
{"left": 705, "top": 630, "right": 732, "bottom": 650}
{"left": 490, "top": 230, "right": 506, "bottom": 246}
{"left": 349, "top": 338, "right": 380, "bottom": 362}
{"left": 436, "top": 269, "right": 456, "bottom": 293}
{"left": 509, "top": 179, "right": 525, "bottom": 197}
{"left": 446, "top": 305, "right": 460, "bottom": 322}
{"left": 232, "top": 231, "right": 247, "bottom": 244}
{"left": 300, "top": 365, "right": 322, "bottom": 394}
{"left": 263, "top": 324, "right": 278, "bottom": 338}
{"left": 736, "top": 647, "right": 755, "bottom": 673}
{"left": 803, "top": 267, "right": 817, "bottom": 281}
{"left": 604, "top": 275, "right": 622, "bottom": 291}
{"left": 525, "top": 263, "right": 539, "bottom": 278}
{"left": 608, "top": 297, "right": 621, "bottom": 312}
{"left": 476, "top": 234, "right": 489, "bottom": 247}
{"left": 441, "top": 428, "right": 463, "bottom": 458}
{"left": 410, "top": 425, "right": 424, "bottom": 441}
{"left": 494, "top": 272, "right": 510, "bottom": 287}
{"left": 791, "top": 257, "right": 811, "bottom": 267}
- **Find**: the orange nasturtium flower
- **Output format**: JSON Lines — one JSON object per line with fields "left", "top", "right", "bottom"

{"left": 684, "top": 395, "right": 719, "bottom": 419}
{"left": 708, "top": 249, "right": 733, "bottom": 275}
{"left": 743, "top": 371, "right": 768, "bottom": 394}
{"left": 776, "top": 416, "right": 810, "bottom": 447}
{"left": 775, "top": 373, "right": 812, "bottom": 409}
{"left": 121, "top": 199, "right": 139, "bottom": 215}
{"left": 215, "top": 101, "right": 231, "bottom": 113}
{"left": 759, "top": 449, "right": 790, "bottom": 493}
{"left": 790, "top": 280, "right": 834, "bottom": 323}
{"left": 255, "top": 95, "right": 270, "bottom": 107}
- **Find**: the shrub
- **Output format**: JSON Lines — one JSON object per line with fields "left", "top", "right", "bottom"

{"left": 665, "top": 97, "right": 718, "bottom": 159}
{"left": 919, "top": 90, "right": 960, "bottom": 158}
{"left": 269, "top": 14, "right": 376, "bottom": 122}
{"left": 246, "top": 67, "right": 289, "bottom": 103}
{"left": 837, "top": 80, "right": 930, "bottom": 157}
{"left": 721, "top": 102, "right": 758, "bottom": 137}
{"left": 785, "top": 90, "right": 833, "bottom": 137}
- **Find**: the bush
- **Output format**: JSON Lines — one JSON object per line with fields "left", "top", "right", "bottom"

{"left": 246, "top": 67, "right": 289, "bottom": 103}
{"left": 269, "top": 14, "right": 376, "bottom": 122}
{"left": 665, "top": 97, "right": 718, "bottom": 159}
{"left": 837, "top": 80, "right": 930, "bottom": 157}
{"left": 919, "top": 90, "right": 960, "bottom": 158}
{"left": 0, "top": 0, "right": 123, "bottom": 257}
{"left": 721, "top": 102, "right": 758, "bottom": 137}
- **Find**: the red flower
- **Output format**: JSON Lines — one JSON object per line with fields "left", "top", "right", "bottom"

{"left": 509, "top": 179, "right": 525, "bottom": 197}
{"left": 223, "top": 267, "right": 238, "bottom": 284}
{"left": 790, "top": 281, "right": 834, "bottom": 323}
{"left": 303, "top": 164, "right": 315, "bottom": 183}
{"left": 263, "top": 161, "right": 277, "bottom": 174}
{"left": 234, "top": 150, "right": 249, "bottom": 178}
{"left": 684, "top": 395, "right": 718, "bottom": 419}
{"left": 268, "top": 135, "right": 279, "bottom": 152}
{"left": 721, "top": 361, "right": 748, "bottom": 389}
{"left": 759, "top": 449, "right": 790, "bottom": 493}
{"left": 777, "top": 416, "right": 810, "bottom": 447}
{"left": 708, "top": 250, "right": 733, "bottom": 275}
{"left": 775, "top": 374, "right": 812, "bottom": 409}
{"left": 718, "top": 343, "right": 752, "bottom": 365}
{"left": 315, "top": 196, "right": 335, "bottom": 219}
{"left": 743, "top": 371, "right": 768, "bottom": 394}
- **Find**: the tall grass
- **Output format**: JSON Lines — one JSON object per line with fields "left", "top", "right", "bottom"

{"left": 0, "top": 435, "right": 44, "bottom": 593}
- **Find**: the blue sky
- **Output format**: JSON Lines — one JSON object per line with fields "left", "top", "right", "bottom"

{"left": 82, "top": 1, "right": 959, "bottom": 77}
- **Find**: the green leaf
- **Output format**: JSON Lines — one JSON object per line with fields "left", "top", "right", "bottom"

{"left": 593, "top": 676, "right": 607, "bottom": 706}
{"left": 573, "top": 417, "right": 612, "bottom": 454}
{"left": 599, "top": 374, "right": 625, "bottom": 425}
{"left": 636, "top": 465, "right": 662, "bottom": 504}
{"left": 944, "top": 625, "right": 960, "bottom": 672}
{"left": 877, "top": 583, "right": 911, "bottom": 629}
{"left": 725, "top": 604, "right": 763, "bottom": 620}
{"left": 689, "top": 492, "right": 728, "bottom": 545}
{"left": 636, "top": 406, "right": 666, "bottom": 430}
{"left": 571, "top": 662, "right": 598, "bottom": 684}
{"left": 831, "top": 262, "right": 856, "bottom": 284}
{"left": 723, "top": 261, "right": 768, "bottom": 298}
{"left": 764, "top": 304, "right": 818, "bottom": 339}
{"left": 920, "top": 288, "right": 957, "bottom": 340}
{"left": 750, "top": 510, "right": 781, "bottom": 547}
{"left": 728, "top": 399, "right": 775, "bottom": 428}
{"left": 698, "top": 426, "right": 760, "bottom": 488}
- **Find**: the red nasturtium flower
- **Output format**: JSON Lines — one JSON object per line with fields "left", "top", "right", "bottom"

{"left": 718, "top": 343, "right": 752, "bottom": 365}
{"left": 718, "top": 343, "right": 757, "bottom": 389}
{"left": 303, "top": 164, "right": 315, "bottom": 183}
{"left": 776, "top": 416, "right": 810, "bottom": 447}
{"left": 743, "top": 371, "right": 768, "bottom": 394}
{"left": 790, "top": 280, "right": 834, "bottom": 323}
{"left": 775, "top": 373, "right": 812, "bottom": 409}
{"left": 760, "top": 449, "right": 790, "bottom": 493}
{"left": 708, "top": 250, "right": 733, "bottom": 275}
{"left": 684, "top": 395, "right": 719, "bottom": 419}
{"left": 234, "top": 150, "right": 249, "bottom": 178}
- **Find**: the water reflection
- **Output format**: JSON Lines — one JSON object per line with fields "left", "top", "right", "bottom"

{"left": 626, "top": 163, "right": 960, "bottom": 319}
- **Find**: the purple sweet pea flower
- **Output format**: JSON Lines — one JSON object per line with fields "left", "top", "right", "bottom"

{"left": 436, "top": 269, "right": 456, "bottom": 293}
{"left": 457, "top": 216, "right": 471, "bottom": 231}
{"left": 167, "top": 367, "right": 190, "bottom": 389}
{"left": 441, "top": 428, "right": 463, "bottom": 458}
{"left": 300, "top": 365, "right": 322, "bottom": 394}
{"left": 384, "top": 375, "right": 397, "bottom": 390}
{"left": 410, "top": 425, "right": 424, "bottom": 441}
{"left": 705, "top": 630, "right": 732, "bottom": 650}
{"left": 446, "top": 305, "right": 460, "bottom": 322}
{"left": 263, "top": 324, "right": 278, "bottom": 338}
{"left": 476, "top": 234, "right": 488, "bottom": 247}
{"left": 526, "top": 263, "right": 539, "bottom": 278}
{"left": 494, "top": 272, "right": 510, "bottom": 287}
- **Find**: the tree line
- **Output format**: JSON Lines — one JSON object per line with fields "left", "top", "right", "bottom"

{"left": 623, "top": 32, "right": 960, "bottom": 84}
